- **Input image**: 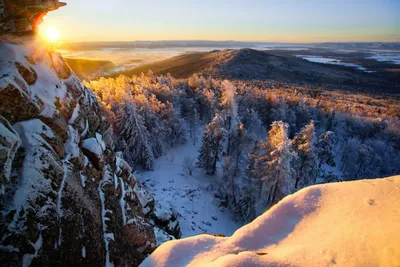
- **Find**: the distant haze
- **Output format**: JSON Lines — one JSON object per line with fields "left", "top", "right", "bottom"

{"left": 43, "top": 0, "right": 400, "bottom": 43}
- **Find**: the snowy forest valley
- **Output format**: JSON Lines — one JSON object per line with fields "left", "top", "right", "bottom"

{"left": 1, "top": 1, "right": 400, "bottom": 266}
{"left": 84, "top": 72, "right": 400, "bottom": 232}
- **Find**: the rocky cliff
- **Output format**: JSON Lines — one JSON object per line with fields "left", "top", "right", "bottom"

{"left": 0, "top": 1, "right": 179, "bottom": 266}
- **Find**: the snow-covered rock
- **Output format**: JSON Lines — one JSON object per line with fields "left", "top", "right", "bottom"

{"left": 141, "top": 176, "right": 400, "bottom": 267}
{"left": 0, "top": 116, "right": 20, "bottom": 197}
{"left": 153, "top": 203, "right": 181, "bottom": 239}
{"left": 0, "top": 3, "right": 178, "bottom": 266}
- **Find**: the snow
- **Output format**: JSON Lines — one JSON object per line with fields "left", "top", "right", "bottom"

{"left": 99, "top": 168, "right": 115, "bottom": 267}
{"left": 81, "top": 136, "right": 104, "bottom": 156}
{"left": 0, "top": 245, "right": 19, "bottom": 253}
{"left": 57, "top": 126, "right": 80, "bottom": 246}
{"left": 119, "top": 178, "right": 127, "bottom": 225}
{"left": 0, "top": 119, "right": 20, "bottom": 194}
{"left": 135, "top": 137, "right": 240, "bottom": 238}
{"left": 141, "top": 176, "right": 400, "bottom": 267}
{"left": 82, "top": 247, "right": 86, "bottom": 258}
{"left": 0, "top": 41, "right": 71, "bottom": 118}
{"left": 11, "top": 120, "right": 59, "bottom": 215}
{"left": 68, "top": 102, "right": 80, "bottom": 124}
{"left": 22, "top": 230, "right": 43, "bottom": 267}
{"left": 81, "top": 120, "right": 89, "bottom": 138}
{"left": 154, "top": 205, "right": 172, "bottom": 221}
{"left": 154, "top": 227, "right": 174, "bottom": 246}
{"left": 64, "top": 126, "right": 80, "bottom": 160}
{"left": 296, "top": 55, "right": 374, "bottom": 72}
{"left": 133, "top": 181, "right": 154, "bottom": 216}
{"left": 80, "top": 172, "right": 87, "bottom": 188}
{"left": 56, "top": 162, "right": 69, "bottom": 247}
{"left": 96, "top": 132, "right": 107, "bottom": 151}
{"left": 368, "top": 54, "right": 400, "bottom": 65}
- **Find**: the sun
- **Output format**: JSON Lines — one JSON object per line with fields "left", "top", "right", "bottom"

{"left": 43, "top": 26, "right": 61, "bottom": 43}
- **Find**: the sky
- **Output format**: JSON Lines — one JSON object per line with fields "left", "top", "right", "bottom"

{"left": 42, "top": 0, "right": 400, "bottom": 43}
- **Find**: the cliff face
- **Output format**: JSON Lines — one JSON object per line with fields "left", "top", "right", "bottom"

{"left": 0, "top": 2, "right": 179, "bottom": 266}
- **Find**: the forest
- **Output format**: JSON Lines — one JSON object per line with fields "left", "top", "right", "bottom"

{"left": 85, "top": 72, "right": 400, "bottom": 223}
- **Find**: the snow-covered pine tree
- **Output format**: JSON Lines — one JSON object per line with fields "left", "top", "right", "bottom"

{"left": 161, "top": 102, "right": 186, "bottom": 147}
{"left": 222, "top": 122, "right": 252, "bottom": 205}
{"left": 234, "top": 184, "right": 256, "bottom": 223}
{"left": 292, "top": 121, "right": 319, "bottom": 188}
{"left": 116, "top": 95, "right": 155, "bottom": 171}
{"left": 196, "top": 114, "right": 227, "bottom": 175}
{"left": 318, "top": 131, "right": 336, "bottom": 168}
{"left": 252, "top": 121, "right": 297, "bottom": 210}
{"left": 134, "top": 94, "right": 164, "bottom": 158}
{"left": 220, "top": 80, "right": 238, "bottom": 155}
{"left": 242, "top": 108, "right": 265, "bottom": 140}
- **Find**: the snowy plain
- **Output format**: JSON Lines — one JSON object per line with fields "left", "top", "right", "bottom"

{"left": 135, "top": 129, "right": 240, "bottom": 238}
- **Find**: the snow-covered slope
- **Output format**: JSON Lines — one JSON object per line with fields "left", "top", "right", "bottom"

{"left": 141, "top": 176, "right": 400, "bottom": 267}
{"left": 136, "top": 139, "right": 240, "bottom": 238}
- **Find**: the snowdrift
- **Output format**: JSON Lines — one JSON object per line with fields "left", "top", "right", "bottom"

{"left": 141, "top": 176, "right": 400, "bottom": 267}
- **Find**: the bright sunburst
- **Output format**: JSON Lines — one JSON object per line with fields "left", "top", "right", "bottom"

{"left": 43, "top": 26, "right": 60, "bottom": 43}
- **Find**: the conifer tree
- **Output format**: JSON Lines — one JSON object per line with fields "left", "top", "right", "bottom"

{"left": 116, "top": 93, "right": 155, "bottom": 170}
{"left": 234, "top": 184, "right": 256, "bottom": 223}
{"left": 196, "top": 114, "right": 227, "bottom": 175}
{"left": 242, "top": 108, "right": 264, "bottom": 140}
{"left": 292, "top": 121, "right": 319, "bottom": 188}
{"left": 252, "top": 121, "right": 297, "bottom": 209}
{"left": 318, "top": 131, "right": 336, "bottom": 168}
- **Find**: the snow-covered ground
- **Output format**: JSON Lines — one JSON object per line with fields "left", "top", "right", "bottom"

{"left": 141, "top": 175, "right": 400, "bottom": 267}
{"left": 367, "top": 54, "right": 400, "bottom": 65}
{"left": 135, "top": 135, "right": 240, "bottom": 238}
{"left": 296, "top": 55, "right": 374, "bottom": 72}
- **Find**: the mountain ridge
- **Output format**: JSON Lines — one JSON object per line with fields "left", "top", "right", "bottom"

{"left": 119, "top": 48, "right": 398, "bottom": 93}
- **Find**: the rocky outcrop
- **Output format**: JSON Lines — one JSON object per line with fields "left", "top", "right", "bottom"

{"left": 0, "top": 2, "right": 180, "bottom": 266}
{"left": 0, "top": 0, "right": 66, "bottom": 36}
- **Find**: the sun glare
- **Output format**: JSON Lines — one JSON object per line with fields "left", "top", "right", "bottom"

{"left": 43, "top": 26, "right": 60, "bottom": 43}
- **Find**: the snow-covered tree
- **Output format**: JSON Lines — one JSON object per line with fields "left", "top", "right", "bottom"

{"left": 134, "top": 94, "right": 164, "bottom": 158}
{"left": 234, "top": 185, "right": 256, "bottom": 223}
{"left": 252, "top": 121, "right": 297, "bottom": 209}
{"left": 242, "top": 108, "right": 265, "bottom": 140}
{"left": 182, "top": 156, "right": 195, "bottom": 176}
{"left": 318, "top": 131, "right": 336, "bottom": 168}
{"left": 116, "top": 99, "right": 155, "bottom": 171}
{"left": 196, "top": 114, "right": 227, "bottom": 175}
{"left": 292, "top": 121, "right": 319, "bottom": 188}
{"left": 220, "top": 80, "right": 238, "bottom": 155}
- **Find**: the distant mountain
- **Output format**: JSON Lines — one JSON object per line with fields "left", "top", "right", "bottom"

{"left": 315, "top": 42, "right": 400, "bottom": 51}
{"left": 120, "top": 48, "right": 398, "bottom": 93}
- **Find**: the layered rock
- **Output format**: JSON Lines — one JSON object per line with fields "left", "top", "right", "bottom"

{"left": 0, "top": 2, "right": 180, "bottom": 266}
{"left": 0, "top": 0, "right": 66, "bottom": 35}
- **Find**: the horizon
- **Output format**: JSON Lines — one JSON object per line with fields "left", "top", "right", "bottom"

{"left": 42, "top": 0, "right": 400, "bottom": 43}
{"left": 58, "top": 40, "right": 400, "bottom": 44}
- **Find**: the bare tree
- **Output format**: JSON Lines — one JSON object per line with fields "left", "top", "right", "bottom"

{"left": 182, "top": 156, "right": 195, "bottom": 176}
